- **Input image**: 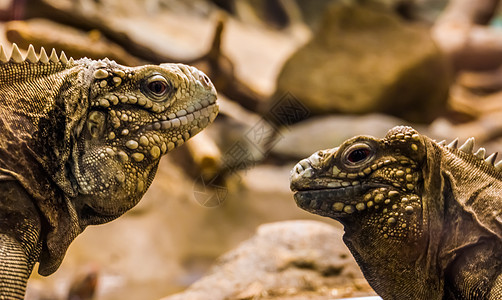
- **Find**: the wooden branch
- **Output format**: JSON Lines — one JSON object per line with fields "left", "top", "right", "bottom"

{"left": 185, "top": 131, "right": 222, "bottom": 176}
{"left": 188, "top": 17, "right": 266, "bottom": 112}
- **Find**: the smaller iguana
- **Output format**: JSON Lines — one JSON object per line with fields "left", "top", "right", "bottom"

{"left": 290, "top": 126, "right": 502, "bottom": 299}
{"left": 0, "top": 44, "right": 218, "bottom": 298}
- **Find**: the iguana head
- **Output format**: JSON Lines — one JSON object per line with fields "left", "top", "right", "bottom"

{"left": 290, "top": 126, "right": 426, "bottom": 239}
{"left": 0, "top": 45, "right": 217, "bottom": 219}
{"left": 290, "top": 126, "right": 431, "bottom": 296}
{"left": 73, "top": 59, "right": 218, "bottom": 219}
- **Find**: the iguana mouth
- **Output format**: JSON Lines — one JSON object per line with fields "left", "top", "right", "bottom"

{"left": 293, "top": 181, "right": 387, "bottom": 216}
{"left": 290, "top": 144, "right": 421, "bottom": 217}
{"left": 143, "top": 98, "right": 218, "bottom": 132}
{"left": 291, "top": 156, "right": 393, "bottom": 215}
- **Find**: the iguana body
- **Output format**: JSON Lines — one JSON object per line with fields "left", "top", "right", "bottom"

{"left": 0, "top": 44, "right": 218, "bottom": 298}
{"left": 290, "top": 126, "right": 502, "bottom": 299}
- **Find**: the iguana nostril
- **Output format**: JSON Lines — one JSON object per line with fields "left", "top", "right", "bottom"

{"left": 201, "top": 74, "right": 210, "bottom": 86}
{"left": 301, "top": 168, "right": 313, "bottom": 178}
{"left": 293, "top": 163, "right": 303, "bottom": 174}
{"left": 299, "top": 159, "right": 310, "bottom": 170}
{"left": 197, "top": 71, "right": 215, "bottom": 92}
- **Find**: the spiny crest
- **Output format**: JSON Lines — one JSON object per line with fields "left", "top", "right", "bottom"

{"left": 0, "top": 43, "right": 74, "bottom": 65}
{"left": 437, "top": 136, "right": 502, "bottom": 171}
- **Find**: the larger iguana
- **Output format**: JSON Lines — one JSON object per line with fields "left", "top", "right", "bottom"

{"left": 290, "top": 126, "right": 502, "bottom": 299}
{"left": 0, "top": 44, "right": 218, "bottom": 298}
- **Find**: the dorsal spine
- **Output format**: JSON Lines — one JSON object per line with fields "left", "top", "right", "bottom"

{"left": 439, "top": 137, "right": 502, "bottom": 172}
{"left": 0, "top": 43, "right": 74, "bottom": 66}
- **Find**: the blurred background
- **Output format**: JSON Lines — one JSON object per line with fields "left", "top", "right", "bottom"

{"left": 2, "top": 0, "right": 502, "bottom": 299}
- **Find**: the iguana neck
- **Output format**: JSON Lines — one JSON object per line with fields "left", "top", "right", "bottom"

{"left": 431, "top": 142, "right": 501, "bottom": 265}
{"left": 342, "top": 214, "right": 441, "bottom": 299}
{"left": 0, "top": 61, "right": 81, "bottom": 123}
{"left": 0, "top": 61, "right": 91, "bottom": 197}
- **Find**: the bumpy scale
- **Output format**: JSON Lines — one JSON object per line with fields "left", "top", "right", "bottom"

{"left": 0, "top": 44, "right": 218, "bottom": 298}
{"left": 290, "top": 126, "right": 502, "bottom": 299}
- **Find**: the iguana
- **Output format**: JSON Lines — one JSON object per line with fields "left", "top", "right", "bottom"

{"left": 0, "top": 44, "right": 218, "bottom": 298}
{"left": 290, "top": 126, "right": 502, "bottom": 299}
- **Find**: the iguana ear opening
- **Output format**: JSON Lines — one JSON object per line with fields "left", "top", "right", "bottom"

{"left": 86, "top": 111, "right": 106, "bottom": 139}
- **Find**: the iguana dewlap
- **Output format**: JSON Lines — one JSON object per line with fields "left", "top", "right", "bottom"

{"left": 0, "top": 44, "right": 218, "bottom": 298}
{"left": 290, "top": 126, "right": 502, "bottom": 299}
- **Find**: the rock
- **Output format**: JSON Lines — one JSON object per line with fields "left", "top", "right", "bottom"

{"left": 162, "top": 220, "right": 375, "bottom": 300}
{"left": 275, "top": 2, "right": 451, "bottom": 123}
{"left": 271, "top": 114, "right": 428, "bottom": 160}
{"left": 221, "top": 16, "right": 310, "bottom": 96}
{"left": 67, "top": 264, "right": 99, "bottom": 300}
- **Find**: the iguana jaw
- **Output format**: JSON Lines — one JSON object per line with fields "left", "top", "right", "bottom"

{"left": 291, "top": 155, "right": 390, "bottom": 218}
{"left": 140, "top": 100, "right": 218, "bottom": 148}
{"left": 293, "top": 184, "right": 385, "bottom": 218}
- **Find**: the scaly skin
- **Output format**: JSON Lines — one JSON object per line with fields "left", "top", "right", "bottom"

{"left": 0, "top": 44, "right": 218, "bottom": 298}
{"left": 290, "top": 126, "right": 502, "bottom": 299}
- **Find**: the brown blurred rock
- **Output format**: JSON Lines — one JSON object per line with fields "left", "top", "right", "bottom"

{"left": 162, "top": 220, "right": 375, "bottom": 300}
{"left": 435, "top": 70, "right": 502, "bottom": 146}
{"left": 211, "top": 0, "right": 427, "bottom": 29}
{"left": 275, "top": 2, "right": 451, "bottom": 123}
{"left": 429, "top": 112, "right": 502, "bottom": 149}
{"left": 22, "top": 0, "right": 306, "bottom": 110}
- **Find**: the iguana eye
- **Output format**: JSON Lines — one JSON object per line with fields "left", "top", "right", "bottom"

{"left": 342, "top": 143, "right": 374, "bottom": 166}
{"left": 347, "top": 148, "right": 370, "bottom": 163}
{"left": 148, "top": 80, "right": 167, "bottom": 95}
{"left": 142, "top": 75, "right": 172, "bottom": 101}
